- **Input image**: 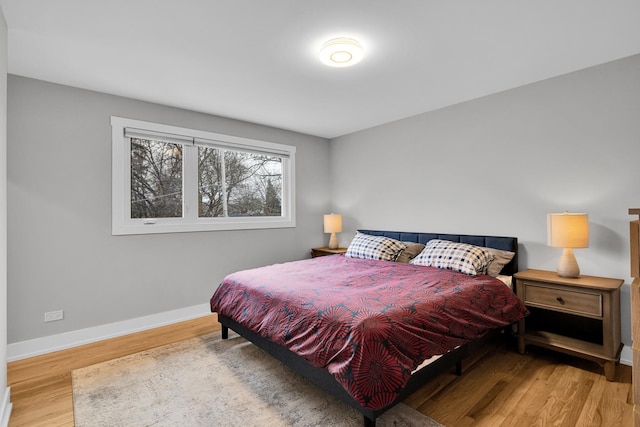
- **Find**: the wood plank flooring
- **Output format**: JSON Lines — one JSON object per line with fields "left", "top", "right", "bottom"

{"left": 7, "top": 315, "right": 633, "bottom": 426}
{"left": 7, "top": 315, "right": 219, "bottom": 427}
{"left": 405, "top": 342, "right": 633, "bottom": 426}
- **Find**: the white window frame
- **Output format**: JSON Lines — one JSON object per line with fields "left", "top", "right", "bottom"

{"left": 111, "top": 116, "right": 296, "bottom": 235}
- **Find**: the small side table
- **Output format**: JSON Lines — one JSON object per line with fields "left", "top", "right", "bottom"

{"left": 311, "top": 247, "right": 347, "bottom": 258}
{"left": 514, "top": 269, "right": 623, "bottom": 381}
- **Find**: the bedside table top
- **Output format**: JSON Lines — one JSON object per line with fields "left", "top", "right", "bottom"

{"left": 312, "top": 246, "right": 347, "bottom": 253}
{"left": 514, "top": 269, "right": 624, "bottom": 291}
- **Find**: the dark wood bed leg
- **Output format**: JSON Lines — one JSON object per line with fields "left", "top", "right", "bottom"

{"left": 455, "top": 361, "right": 462, "bottom": 376}
{"left": 221, "top": 324, "right": 228, "bottom": 339}
{"left": 364, "top": 415, "right": 376, "bottom": 427}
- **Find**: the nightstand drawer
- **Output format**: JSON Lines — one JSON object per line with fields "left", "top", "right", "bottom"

{"left": 523, "top": 282, "right": 602, "bottom": 318}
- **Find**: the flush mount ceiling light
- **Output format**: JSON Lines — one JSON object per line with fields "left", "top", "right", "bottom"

{"left": 319, "top": 37, "right": 364, "bottom": 67}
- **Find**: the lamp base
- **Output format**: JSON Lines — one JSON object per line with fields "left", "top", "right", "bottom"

{"left": 557, "top": 247, "right": 580, "bottom": 278}
{"left": 328, "top": 232, "right": 339, "bottom": 249}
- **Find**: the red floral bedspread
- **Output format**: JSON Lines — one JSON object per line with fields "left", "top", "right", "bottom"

{"left": 210, "top": 254, "right": 528, "bottom": 410}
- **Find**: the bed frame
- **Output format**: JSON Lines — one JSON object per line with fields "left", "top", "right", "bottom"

{"left": 218, "top": 230, "right": 519, "bottom": 427}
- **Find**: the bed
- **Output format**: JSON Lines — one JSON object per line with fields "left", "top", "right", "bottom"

{"left": 210, "top": 230, "right": 528, "bottom": 426}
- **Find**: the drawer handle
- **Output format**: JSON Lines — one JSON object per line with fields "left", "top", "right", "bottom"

{"left": 556, "top": 296, "right": 565, "bottom": 305}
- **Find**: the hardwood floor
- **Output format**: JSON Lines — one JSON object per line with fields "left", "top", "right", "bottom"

{"left": 7, "top": 315, "right": 219, "bottom": 427}
{"left": 7, "top": 315, "right": 632, "bottom": 426}
{"left": 405, "top": 342, "right": 633, "bottom": 426}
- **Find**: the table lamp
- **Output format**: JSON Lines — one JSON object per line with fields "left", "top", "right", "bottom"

{"left": 323, "top": 214, "right": 342, "bottom": 249}
{"left": 547, "top": 212, "right": 589, "bottom": 278}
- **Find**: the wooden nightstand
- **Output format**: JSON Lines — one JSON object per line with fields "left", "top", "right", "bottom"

{"left": 311, "top": 247, "right": 347, "bottom": 258}
{"left": 514, "top": 269, "right": 623, "bottom": 381}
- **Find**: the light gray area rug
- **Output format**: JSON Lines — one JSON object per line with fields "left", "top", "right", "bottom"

{"left": 72, "top": 333, "right": 443, "bottom": 427}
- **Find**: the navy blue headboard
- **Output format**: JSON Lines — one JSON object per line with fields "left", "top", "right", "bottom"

{"left": 358, "top": 229, "right": 519, "bottom": 276}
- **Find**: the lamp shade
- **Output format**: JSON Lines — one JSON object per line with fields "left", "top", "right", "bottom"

{"left": 323, "top": 214, "right": 342, "bottom": 233}
{"left": 323, "top": 214, "right": 342, "bottom": 249}
{"left": 547, "top": 212, "right": 589, "bottom": 248}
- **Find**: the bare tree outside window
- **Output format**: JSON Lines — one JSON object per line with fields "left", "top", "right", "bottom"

{"left": 130, "top": 138, "right": 183, "bottom": 218}
{"left": 198, "top": 146, "right": 282, "bottom": 218}
{"left": 113, "top": 116, "right": 295, "bottom": 235}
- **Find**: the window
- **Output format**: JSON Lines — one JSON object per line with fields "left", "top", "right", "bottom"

{"left": 112, "top": 117, "right": 296, "bottom": 235}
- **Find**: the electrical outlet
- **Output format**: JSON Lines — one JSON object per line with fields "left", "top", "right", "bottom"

{"left": 44, "top": 310, "right": 64, "bottom": 322}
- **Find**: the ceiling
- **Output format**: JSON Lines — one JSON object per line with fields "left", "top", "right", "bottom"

{"left": 1, "top": 1, "right": 639, "bottom": 139}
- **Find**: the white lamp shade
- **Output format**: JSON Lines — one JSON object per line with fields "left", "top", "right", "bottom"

{"left": 547, "top": 212, "right": 589, "bottom": 248}
{"left": 323, "top": 214, "right": 342, "bottom": 233}
{"left": 547, "top": 212, "right": 589, "bottom": 278}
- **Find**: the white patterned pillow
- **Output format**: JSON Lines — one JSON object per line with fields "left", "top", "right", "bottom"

{"left": 410, "top": 239, "right": 494, "bottom": 276}
{"left": 345, "top": 232, "right": 406, "bottom": 261}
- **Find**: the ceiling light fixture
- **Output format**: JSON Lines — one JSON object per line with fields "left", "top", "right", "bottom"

{"left": 319, "top": 37, "right": 364, "bottom": 67}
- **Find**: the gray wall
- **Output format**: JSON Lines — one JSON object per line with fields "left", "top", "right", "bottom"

{"left": 7, "top": 54, "right": 640, "bottom": 350}
{"left": 7, "top": 76, "right": 330, "bottom": 343}
{"left": 0, "top": 3, "right": 8, "bottom": 400}
{"left": 330, "top": 54, "right": 640, "bottom": 346}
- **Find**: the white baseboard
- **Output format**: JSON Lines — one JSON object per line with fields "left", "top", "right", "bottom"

{"left": 0, "top": 387, "right": 11, "bottom": 427}
{"left": 621, "top": 344, "right": 633, "bottom": 366}
{"left": 7, "top": 303, "right": 212, "bottom": 362}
